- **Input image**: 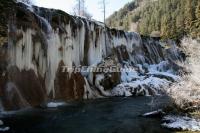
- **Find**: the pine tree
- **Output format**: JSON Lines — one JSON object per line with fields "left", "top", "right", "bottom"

{"left": 175, "top": 2, "right": 185, "bottom": 38}
{"left": 185, "top": 0, "right": 194, "bottom": 33}
{"left": 195, "top": 1, "right": 200, "bottom": 37}
{"left": 195, "top": 1, "right": 200, "bottom": 23}
{"left": 107, "top": 0, "right": 200, "bottom": 39}
{"left": 161, "top": 16, "right": 169, "bottom": 38}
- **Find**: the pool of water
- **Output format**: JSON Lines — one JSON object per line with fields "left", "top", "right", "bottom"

{"left": 0, "top": 96, "right": 174, "bottom": 133}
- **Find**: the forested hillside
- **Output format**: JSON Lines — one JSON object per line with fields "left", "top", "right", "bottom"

{"left": 106, "top": 0, "right": 143, "bottom": 31}
{"left": 106, "top": 0, "right": 200, "bottom": 39}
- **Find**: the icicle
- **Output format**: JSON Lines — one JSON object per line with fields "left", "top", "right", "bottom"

{"left": 8, "top": 3, "right": 182, "bottom": 100}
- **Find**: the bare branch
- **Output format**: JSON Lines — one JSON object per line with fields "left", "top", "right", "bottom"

{"left": 73, "top": 0, "right": 92, "bottom": 19}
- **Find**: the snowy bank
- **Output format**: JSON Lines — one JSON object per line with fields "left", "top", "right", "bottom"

{"left": 167, "top": 38, "right": 200, "bottom": 111}
{"left": 162, "top": 115, "right": 200, "bottom": 131}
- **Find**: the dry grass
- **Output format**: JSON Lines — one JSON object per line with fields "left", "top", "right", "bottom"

{"left": 167, "top": 38, "right": 200, "bottom": 111}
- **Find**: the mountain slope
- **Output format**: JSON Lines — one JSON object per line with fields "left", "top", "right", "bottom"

{"left": 106, "top": 0, "right": 200, "bottom": 39}
{"left": 106, "top": 0, "right": 144, "bottom": 31}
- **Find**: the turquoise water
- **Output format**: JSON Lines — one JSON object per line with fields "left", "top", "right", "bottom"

{"left": 1, "top": 96, "right": 174, "bottom": 133}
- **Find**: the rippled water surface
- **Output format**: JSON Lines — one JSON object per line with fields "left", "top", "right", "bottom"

{"left": 1, "top": 96, "right": 174, "bottom": 133}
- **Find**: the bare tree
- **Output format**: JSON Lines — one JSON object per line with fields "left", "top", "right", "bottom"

{"left": 73, "top": 0, "right": 92, "bottom": 19}
{"left": 98, "top": 0, "right": 107, "bottom": 23}
{"left": 99, "top": 0, "right": 108, "bottom": 49}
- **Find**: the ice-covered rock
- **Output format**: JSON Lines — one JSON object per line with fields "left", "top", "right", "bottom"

{"left": 0, "top": 127, "right": 10, "bottom": 132}
{"left": 0, "top": 120, "right": 3, "bottom": 125}
{"left": 46, "top": 102, "right": 66, "bottom": 108}
{"left": 112, "top": 77, "right": 171, "bottom": 96}
{"left": 0, "top": 120, "right": 10, "bottom": 132}
{"left": 148, "top": 61, "right": 181, "bottom": 82}
{"left": 162, "top": 115, "right": 200, "bottom": 131}
{"left": 142, "top": 109, "right": 164, "bottom": 118}
{"left": 111, "top": 61, "right": 179, "bottom": 97}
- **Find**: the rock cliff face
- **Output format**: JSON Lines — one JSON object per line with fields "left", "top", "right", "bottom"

{"left": 0, "top": 1, "right": 183, "bottom": 111}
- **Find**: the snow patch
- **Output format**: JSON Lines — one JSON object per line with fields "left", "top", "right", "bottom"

{"left": 0, "top": 120, "right": 10, "bottom": 132}
{"left": 121, "top": 66, "right": 140, "bottom": 82}
{"left": 112, "top": 61, "right": 180, "bottom": 97}
{"left": 47, "top": 102, "right": 66, "bottom": 108}
{"left": 162, "top": 115, "right": 200, "bottom": 131}
{"left": 142, "top": 109, "right": 163, "bottom": 117}
{"left": 112, "top": 77, "right": 171, "bottom": 96}
{"left": 148, "top": 61, "right": 180, "bottom": 81}
{"left": 0, "top": 127, "right": 10, "bottom": 132}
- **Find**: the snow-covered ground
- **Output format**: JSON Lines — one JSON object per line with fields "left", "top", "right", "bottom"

{"left": 162, "top": 115, "right": 200, "bottom": 131}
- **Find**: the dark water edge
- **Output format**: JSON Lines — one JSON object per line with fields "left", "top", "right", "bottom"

{"left": 0, "top": 96, "right": 176, "bottom": 133}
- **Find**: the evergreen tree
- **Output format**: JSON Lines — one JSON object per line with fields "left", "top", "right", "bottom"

{"left": 107, "top": 0, "right": 200, "bottom": 39}
{"left": 195, "top": 1, "right": 200, "bottom": 23}
{"left": 195, "top": 1, "right": 200, "bottom": 37}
